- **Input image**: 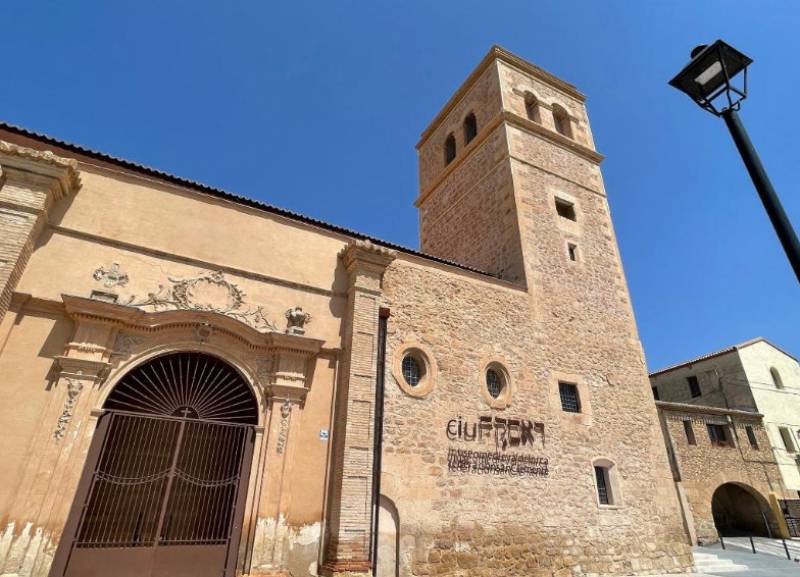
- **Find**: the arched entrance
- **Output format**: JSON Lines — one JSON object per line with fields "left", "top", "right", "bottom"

{"left": 711, "top": 483, "right": 775, "bottom": 537}
{"left": 51, "top": 352, "right": 258, "bottom": 577}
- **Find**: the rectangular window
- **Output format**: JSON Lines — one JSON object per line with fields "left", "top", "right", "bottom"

{"left": 707, "top": 423, "right": 730, "bottom": 447}
{"left": 567, "top": 242, "right": 578, "bottom": 262}
{"left": 555, "top": 198, "right": 577, "bottom": 221}
{"left": 683, "top": 420, "right": 697, "bottom": 445}
{"left": 559, "top": 382, "right": 581, "bottom": 413}
{"left": 780, "top": 427, "right": 797, "bottom": 453}
{"left": 745, "top": 425, "right": 759, "bottom": 450}
{"left": 687, "top": 375, "right": 701, "bottom": 398}
{"left": 651, "top": 386, "right": 659, "bottom": 400}
{"left": 594, "top": 466, "right": 611, "bottom": 505}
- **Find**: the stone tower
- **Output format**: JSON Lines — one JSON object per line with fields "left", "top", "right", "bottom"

{"left": 416, "top": 45, "right": 605, "bottom": 287}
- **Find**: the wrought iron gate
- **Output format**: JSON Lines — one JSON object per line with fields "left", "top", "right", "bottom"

{"left": 51, "top": 352, "right": 259, "bottom": 577}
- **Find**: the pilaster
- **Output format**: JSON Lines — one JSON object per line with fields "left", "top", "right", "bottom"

{"left": 323, "top": 240, "right": 395, "bottom": 576}
{"left": 0, "top": 141, "right": 81, "bottom": 323}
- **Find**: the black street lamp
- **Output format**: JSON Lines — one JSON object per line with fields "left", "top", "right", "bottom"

{"left": 669, "top": 39, "right": 800, "bottom": 283}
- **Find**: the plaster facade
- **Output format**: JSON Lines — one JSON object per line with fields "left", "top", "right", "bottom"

{"left": 0, "top": 46, "right": 692, "bottom": 577}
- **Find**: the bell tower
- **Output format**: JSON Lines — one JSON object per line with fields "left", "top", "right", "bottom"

{"left": 416, "top": 45, "right": 605, "bottom": 287}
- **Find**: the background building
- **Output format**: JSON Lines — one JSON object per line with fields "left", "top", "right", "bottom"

{"left": 651, "top": 338, "right": 800, "bottom": 538}
{"left": 0, "top": 47, "right": 692, "bottom": 577}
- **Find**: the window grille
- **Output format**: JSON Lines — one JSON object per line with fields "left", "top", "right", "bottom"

{"left": 486, "top": 369, "right": 504, "bottom": 399}
{"left": 559, "top": 382, "right": 581, "bottom": 413}
{"left": 594, "top": 466, "right": 610, "bottom": 505}
{"left": 402, "top": 355, "right": 422, "bottom": 387}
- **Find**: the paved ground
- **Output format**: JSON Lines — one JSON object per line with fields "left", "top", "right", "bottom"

{"left": 691, "top": 539, "right": 800, "bottom": 576}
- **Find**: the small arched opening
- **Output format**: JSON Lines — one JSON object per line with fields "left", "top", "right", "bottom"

{"left": 463, "top": 112, "right": 478, "bottom": 145}
{"left": 444, "top": 133, "right": 456, "bottom": 165}
{"left": 375, "top": 495, "right": 400, "bottom": 577}
{"left": 711, "top": 482, "right": 777, "bottom": 537}
{"left": 770, "top": 367, "right": 784, "bottom": 389}
{"left": 524, "top": 92, "right": 541, "bottom": 123}
{"left": 552, "top": 103, "right": 573, "bottom": 139}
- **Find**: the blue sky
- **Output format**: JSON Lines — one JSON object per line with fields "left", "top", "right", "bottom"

{"left": 3, "top": 1, "right": 798, "bottom": 370}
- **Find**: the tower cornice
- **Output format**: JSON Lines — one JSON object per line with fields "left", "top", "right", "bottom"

{"left": 416, "top": 45, "right": 586, "bottom": 150}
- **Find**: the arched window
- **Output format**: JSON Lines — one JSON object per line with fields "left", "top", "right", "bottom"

{"left": 524, "top": 92, "right": 540, "bottom": 123}
{"left": 770, "top": 367, "right": 784, "bottom": 389}
{"left": 444, "top": 133, "right": 456, "bottom": 165}
{"left": 591, "top": 458, "right": 620, "bottom": 507}
{"left": 552, "top": 104, "right": 573, "bottom": 139}
{"left": 463, "top": 112, "right": 477, "bottom": 145}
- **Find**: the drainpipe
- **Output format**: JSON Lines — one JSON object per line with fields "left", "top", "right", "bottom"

{"left": 370, "top": 308, "right": 390, "bottom": 574}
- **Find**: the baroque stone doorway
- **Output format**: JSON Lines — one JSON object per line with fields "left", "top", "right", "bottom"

{"left": 50, "top": 352, "right": 258, "bottom": 577}
{"left": 711, "top": 483, "right": 776, "bottom": 537}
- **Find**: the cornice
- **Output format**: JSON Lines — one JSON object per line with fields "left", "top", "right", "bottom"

{"left": 0, "top": 140, "right": 81, "bottom": 195}
{"left": 61, "top": 294, "right": 326, "bottom": 352}
{"left": 656, "top": 400, "right": 763, "bottom": 420}
{"left": 417, "top": 45, "right": 585, "bottom": 149}
{"left": 415, "top": 111, "right": 603, "bottom": 208}
{"left": 503, "top": 111, "right": 604, "bottom": 164}
{"left": 340, "top": 239, "right": 397, "bottom": 272}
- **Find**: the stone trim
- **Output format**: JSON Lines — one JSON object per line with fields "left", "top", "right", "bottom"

{"left": 478, "top": 357, "right": 513, "bottom": 410}
{"left": 0, "top": 140, "right": 81, "bottom": 194}
{"left": 391, "top": 340, "right": 437, "bottom": 399}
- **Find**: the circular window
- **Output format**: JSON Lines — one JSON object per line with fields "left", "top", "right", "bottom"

{"left": 479, "top": 360, "right": 513, "bottom": 409}
{"left": 486, "top": 368, "right": 505, "bottom": 399}
{"left": 402, "top": 354, "right": 424, "bottom": 387}
{"left": 392, "top": 342, "right": 437, "bottom": 398}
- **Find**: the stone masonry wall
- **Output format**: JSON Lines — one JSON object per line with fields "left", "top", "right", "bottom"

{"left": 659, "top": 406, "right": 786, "bottom": 542}
{"left": 380, "top": 258, "right": 692, "bottom": 576}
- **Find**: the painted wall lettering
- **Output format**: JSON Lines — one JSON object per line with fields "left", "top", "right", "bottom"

{"left": 447, "top": 449, "right": 549, "bottom": 477}
{"left": 446, "top": 415, "right": 545, "bottom": 450}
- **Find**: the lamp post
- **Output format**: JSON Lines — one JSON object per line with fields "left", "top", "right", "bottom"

{"left": 669, "top": 39, "right": 800, "bottom": 283}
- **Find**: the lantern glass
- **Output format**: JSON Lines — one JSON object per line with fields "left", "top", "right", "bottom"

{"left": 669, "top": 40, "right": 753, "bottom": 116}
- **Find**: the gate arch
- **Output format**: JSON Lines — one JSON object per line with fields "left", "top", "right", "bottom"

{"left": 52, "top": 352, "right": 257, "bottom": 577}
{"left": 711, "top": 482, "right": 777, "bottom": 537}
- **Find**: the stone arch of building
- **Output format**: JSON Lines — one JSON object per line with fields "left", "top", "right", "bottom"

{"left": 711, "top": 482, "right": 777, "bottom": 537}
{"left": 98, "top": 337, "right": 267, "bottom": 427}
{"left": 375, "top": 494, "right": 401, "bottom": 577}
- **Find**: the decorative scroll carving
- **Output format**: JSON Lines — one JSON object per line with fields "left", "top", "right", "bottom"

{"left": 93, "top": 263, "right": 129, "bottom": 288}
{"left": 125, "top": 270, "right": 278, "bottom": 332}
{"left": 285, "top": 306, "right": 312, "bottom": 335}
{"left": 53, "top": 378, "right": 84, "bottom": 440}
{"left": 113, "top": 333, "right": 144, "bottom": 357}
{"left": 276, "top": 400, "right": 292, "bottom": 454}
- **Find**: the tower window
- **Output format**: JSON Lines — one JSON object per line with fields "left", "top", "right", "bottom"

{"left": 567, "top": 243, "right": 578, "bottom": 262}
{"left": 559, "top": 382, "right": 581, "bottom": 413}
{"left": 687, "top": 375, "right": 701, "bottom": 398}
{"left": 552, "top": 104, "right": 573, "bottom": 139}
{"left": 401, "top": 354, "right": 423, "bottom": 387}
{"left": 651, "top": 386, "right": 659, "bottom": 400}
{"left": 770, "top": 367, "right": 784, "bottom": 389}
{"left": 745, "top": 425, "right": 759, "bottom": 450}
{"left": 524, "top": 92, "right": 540, "bottom": 123}
{"left": 683, "top": 420, "right": 696, "bottom": 445}
{"left": 486, "top": 368, "right": 505, "bottom": 399}
{"left": 444, "top": 133, "right": 456, "bottom": 165}
{"left": 555, "top": 198, "right": 576, "bottom": 221}
{"left": 463, "top": 113, "right": 477, "bottom": 145}
{"left": 594, "top": 465, "right": 611, "bottom": 505}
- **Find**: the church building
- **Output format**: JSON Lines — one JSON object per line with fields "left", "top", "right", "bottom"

{"left": 0, "top": 46, "right": 693, "bottom": 577}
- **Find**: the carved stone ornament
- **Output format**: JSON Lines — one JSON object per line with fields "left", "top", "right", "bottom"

{"left": 194, "top": 321, "right": 213, "bottom": 343}
{"left": 285, "top": 306, "right": 312, "bottom": 335}
{"left": 276, "top": 400, "right": 292, "bottom": 454}
{"left": 113, "top": 333, "right": 144, "bottom": 357}
{"left": 93, "top": 263, "right": 130, "bottom": 288}
{"left": 125, "top": 270, "right": 278, "bottom": 332}
{"left": 53, "top": 378, "right": 84, "bottom": 440}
